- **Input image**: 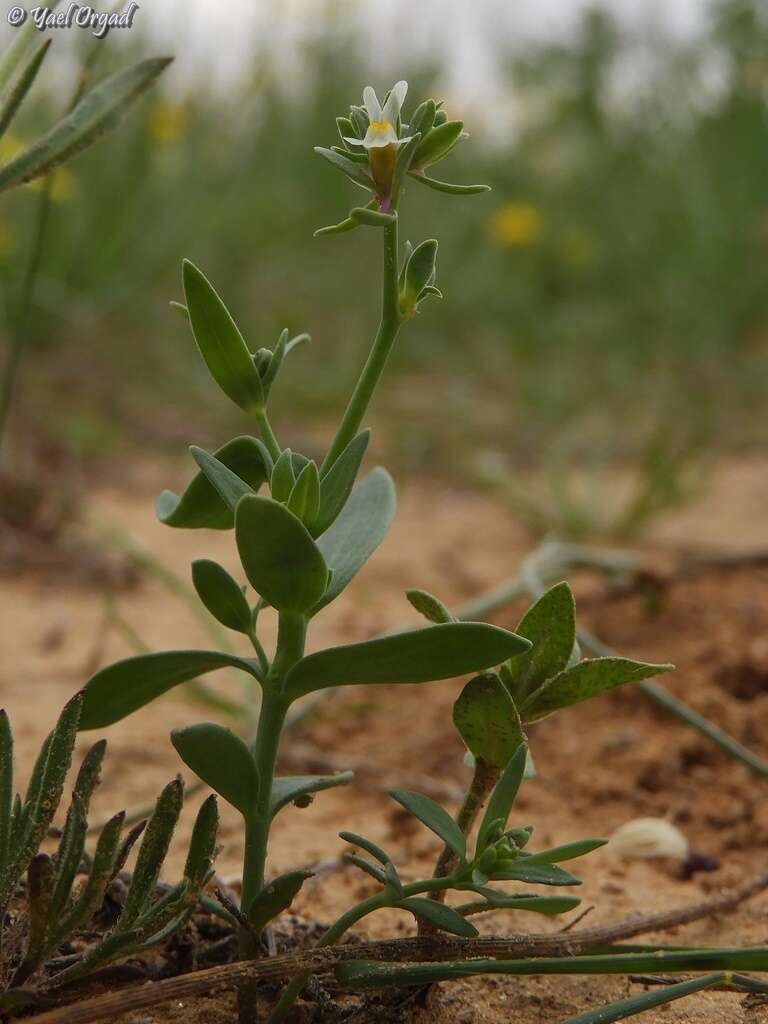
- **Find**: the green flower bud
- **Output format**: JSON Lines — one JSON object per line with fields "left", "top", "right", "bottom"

{"left": 475, "top": 845, "right": 499, "bottom": 874}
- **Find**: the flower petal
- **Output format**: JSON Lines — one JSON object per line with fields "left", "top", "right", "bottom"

{"left": 363, "top": 122, "right": 399, "bottom": 149}
{"left": 363, "top": 86, "right": 382, "bottom": 123}
{"left": 382, "top": 80, "right": 408, "bottom": 125}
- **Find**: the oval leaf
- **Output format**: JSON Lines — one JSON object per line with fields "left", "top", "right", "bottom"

{"left": 314, "top": 468, "right": 396, "bottom": 610}
{"left": 520, "top": 657, "right": 674, "bottom": 723}
{"left": 171, "top": 723, "right": 258, "bottom": 815}
{"left": 183, "top": 260, "right": 264, "bottom": 413}
{"left": 504, "top": 582, "right": 576, "bottom": 700}
{"left": 0, "top": 57, "right": 172, "bottom": 192}
{"left": 285, "top": 622, "right": 531, "bottom": 699}
{"left": 80, "top": 650, "right": 262, "bottom": 730}
{"left": 156, "top": 436, "right": 270, "bottom": 530}
{"left": 247, "top": 869, "right": 313, "bottom": 931}
{"left": 270, "top": 772, "right": 354, "bottom": 819}
{"left": 235, "top": 496, "right": 328, "bottom": 613}
{"left": 192, "top": 559, "right": 252, "bottom": 633}
{"left": 397, "top": 897, "right": 477, "bottom": 938}
{"left": 453, "top": 674, "right": 524, "bottom": 769}
{"left": 389, "top": 789, "right": 466, "bottom": 858}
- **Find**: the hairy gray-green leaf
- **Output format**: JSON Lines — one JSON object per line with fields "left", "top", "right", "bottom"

{"left": 119, "top": 777, "right": 183, "bottom": 927}
{"left": 453, "top": 674, "right": 524, "bottom": 769}
{"left": 192, "top": 559, "right": 252, "bottom": 634}
{"left": 405, "top": 588, "right": 454, "bottom": 624}
{"left": 235, "top": 496, "right": 328, "bottom": 613}
{"left": 520, "top": 657, "right": 674, "bottom": 723}
{"left": 156, "top": 436, "right": 270, "bottom": 530}
{"left": 184, "top": 794, "right": 219, "bottom": 891}
{"left": 314, "top": 468, "right": 396, "bottom": 610}
{"left": 80, "top": 650, "right": 262, "bottom": 730}
{"left": 183, "top": 260, "right": 264, "bottom": 413}
{"left": 172, "top": 723, "right": 258, "bottom": 815}
{"left": 504, "top": 582, "right": 577, "bottom": 701}
{"left": 0, "top": 57, "right": 171, "bottom": 192}
{"left": 286, "top": 622, "right": 531, "bottom": 699}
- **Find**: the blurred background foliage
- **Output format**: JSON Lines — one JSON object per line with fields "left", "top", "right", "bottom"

{"left": 1, "top": 0, "right": 766, "bottom": 537}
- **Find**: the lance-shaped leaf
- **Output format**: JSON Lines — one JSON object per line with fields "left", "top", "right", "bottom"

{"left": 453, "top": 674, "right": 524, "bottom": 769}
{"left": 406, "top": 588, "right": 454, "bottom": 624}
{"left": 339, "top": 831, "right": 391, "bottom": 866}
{"left": 183, "top": 260, "right": 264, "bottom": 413}
{"left": 0, "top": 710, "right": 13, "bottom": 877}
{"left": 557, "top": 973, "right": 727, "bottom": 1024}
{"left": 314, "top": 468, "right": 396, "bottom": 610}
{"left": 489, "top": 861, "right": 581, "bottom": 886}
{"left": 156, "top": 436, "right": 270, "bottom": 530}
{"left": 0, "top": 39, "right": 50, "bottom": 142}
{"left": 389, "top": 789, "right": 466, "bottom": 858}
{"left": 184, "top": 794, "right": 219, "bottom": 891}
{"left": 270, "top": 773, "right": 354, "bottom": 819}
{"left": 172, "top": 723, "right": 258, "bottom": 815}
{"left": 413, "top": 120, "right": 465, "bottom": 169}
{"left": 315, "top": 430, "right": 370, "bottom": 534}
{"left": 314, "top": 146, "right": 374, "bottom": 190}
{"left": 476, "top": 743, "right": 528, "bottom": 852}
{"left": 192, "top": 559, "right": 252, "bottom": 634}
{"left": 287, "top": 461, "right": 320, "bottom": 528}
{"left": 397, "top": 897, "right": 477, "bottom": 938}
{"left": 408, "top": 171, "right": 490, "bottom": 195}
{"left": 459, "top": 889, "right": 581, "bottom": 916}
{"left": 0, "top": 57, "right": 172, "bottom": 192}
{"left": 119, "top": 778, "right": 183, "bottom": 927}
{"left": 285, "top": 622, "right": 530, "bottom": 699}
{"left": 503, "top": 582, "right": 577, "bottom": 701}
{"left": 80, "top": 650, "right": 262, "bottom": 730}
{"left": 521, "top": 839, "right": 607, "bottom": 865}
{"left": 520, "top": 657, "right": 674, "bottom": 723}
{"left": 247, "top": 870, "right": 313, "bottom": 931}
{"left": 235, "top": 496, "right": 329, "bottom": 613}
{"left": 270, "top": 448, "right": 296, "bottom": 502}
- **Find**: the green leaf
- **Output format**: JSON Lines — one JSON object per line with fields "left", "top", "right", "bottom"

{"left": 476, "top": 743, "right": 528, "bottom": 852}
{"left": 522, "top": 839, "right": 607, "bottom": 865}
{"left": 184, "top": 794, "right": 219, "bottom": 891}
{"left": 0, "top": 39, "right": 50, "bottom": 142}
{"left": 557, "top": 973, "right": 726, "bottom": 1024}
{"left": 183, "top": 260, "right": 264, "bottom": 413}
{"left": 504, "top": 582, "right": 577, "bottom": 700}
{"left": 413, "top": 121, "right": 464, "bottom": 168}
{"left": 0, "top": 710, "right": 13, "bottom": 877}
{"left": 490, "top": 861, "right": 581, "bottom": 886}
{"left": 346, "top": 854, "right": 387, "bottom": 884}
{"left": 388, "top": 790, "right": 466, "bottom": 858}
{"left": 391, "top": 133, "right": 422, "bottom": 200}
{"left": 270, "top": 772, "right": 353, "bottom": 819}
{"left": 408, "top": 171, "right": 490, "bottom": 195}
{"left": 314, "top": 468, "right": 396, "bottom": 610}
{"left": 191, "top": 446, "right": 258, "bottom": 511}
{"left": 397, "top": 897, "right": 477, "bottom": 938}
{"left": 270, "top": 448, "right": 296, "bottom": 502}
{"left": 235, "top": 496, "right": 329, "bottom": 613}
{"left": 287, "top": 461, "right": 320, "bottom": 529}
{"left": 171, "top": 723, "right": 258, "bottom": 815}
{"left": 401, "top": 239, "right": 438, "bottom": 310}
{"left": 247, "top": 870, "right": 313, "bottom": 931}
{"left": 520, "top": 657, "right": 674, "bottom": 723}
{"left": 119, "top": 778, "right": 183, "bottom": 927}
{"left": 192, "top": 560, "right": 252, "bottom": 634}
{"left": 80, "top": 650, "right": 262, "bottom": 730}
{"left": 156, "top": 436, "right": 270, "bottom": 530}
{"left": 285, "top": 622, "right": 530, "bottom": 699}
{"left": 408, "top": 99, "right": 436, "bottom": 139}
{"left": 0, "top": 57, "right": 171, "bottom": 192}
{"left": 463, "top": 890, "right": 581, "bottom": 915}
{"left": 406, "top": 589, "right": 454, "bottom": 624}
{"left": 339, "top": 831, "right": 391, "bottom": 865}
{"left": 314, "top": 145, "right": 374, "bottom": 190}
{"left": 453, "top": 674, "right": 524, "bottom": 769}
{"left": 315, "top": 430, "right": 370, "bottom": 536}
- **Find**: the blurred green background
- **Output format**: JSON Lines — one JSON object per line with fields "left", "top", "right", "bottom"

{"left": 1, "top": 0, "right": 766, "bottom": 538}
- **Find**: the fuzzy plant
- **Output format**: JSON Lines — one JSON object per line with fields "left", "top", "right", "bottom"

{"left": 0, "top": 693, "right": 217, "bottom": 1012}
{"left": 62, "top": 80, "right": 697, "bottom": 1024}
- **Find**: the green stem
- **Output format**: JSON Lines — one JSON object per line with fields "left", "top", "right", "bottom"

{"left": 255, "top": 409, "right": 282, "bottom": 463}
{"left": 319, "top": 215, "right": 402, "bottom": 475}
{"left": 239, "top": 613, "right": 306, "bottom": 959}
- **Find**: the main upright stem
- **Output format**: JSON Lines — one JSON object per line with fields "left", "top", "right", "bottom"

{"left": 320, "top": 215, "right": 402, "bottom": 474}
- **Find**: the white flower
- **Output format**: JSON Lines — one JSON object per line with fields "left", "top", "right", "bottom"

{"left": 610, "top": 818, "right": 689, "bottom": 861}
{"left": 345, "top": 80, "right": 413, "bottom": 150}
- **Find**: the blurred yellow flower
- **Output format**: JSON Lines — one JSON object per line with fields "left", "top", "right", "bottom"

{"left": 148, "top": 99, "right": 187, "bottom": 145}
{"left": 488, "top": 202, "right": 541, "bottom": 247}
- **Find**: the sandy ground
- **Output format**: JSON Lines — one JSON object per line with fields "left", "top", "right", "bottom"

{"left": 3, "top": 453, "right": 768, "bottom": 1022}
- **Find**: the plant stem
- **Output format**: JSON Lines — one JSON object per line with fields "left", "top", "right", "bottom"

{"left": 319, "top": 215, "right": 402, "bottom": 475}
{"left": 255, "top": 410, "right": 282, "bottom": 463}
